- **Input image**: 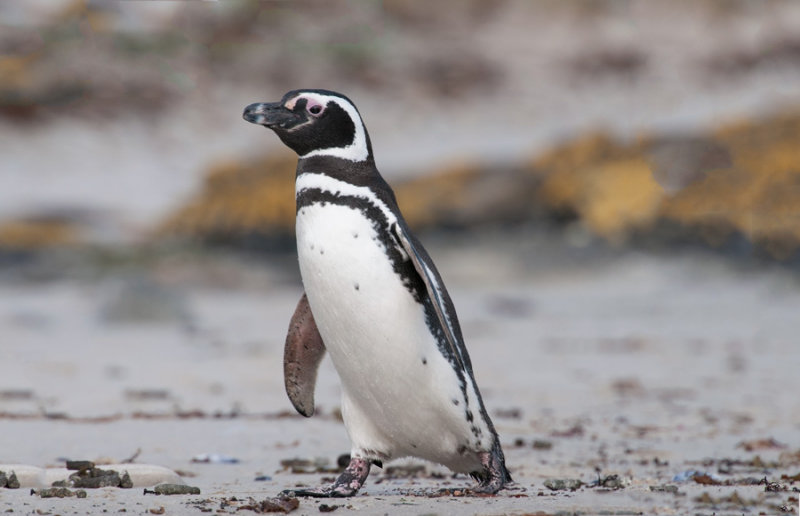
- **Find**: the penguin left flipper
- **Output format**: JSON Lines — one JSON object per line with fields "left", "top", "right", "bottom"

{"left": 390, "top": 222, "right": 469, "bottom": 374}
{"left": 283, "top": 292, "right": 326, "bottom": 417}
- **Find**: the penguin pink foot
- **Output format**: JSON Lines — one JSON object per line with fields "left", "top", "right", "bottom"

{"left": 282, "top": 457, "right": 371, "bottom": 498}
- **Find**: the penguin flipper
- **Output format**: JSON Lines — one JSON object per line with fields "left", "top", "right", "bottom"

{"left": 391, "top": 222, "right": 468, "bottom": 374}
{"left": 284, "top": 292, "right": 326, "bottom": 417}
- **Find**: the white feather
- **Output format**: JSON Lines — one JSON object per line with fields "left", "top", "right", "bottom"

{"left": 296, "top": 201, "right": 492, "bottom": 473}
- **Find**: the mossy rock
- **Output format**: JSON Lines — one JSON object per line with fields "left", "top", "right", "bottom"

{"left": 157, "top": 153, "right": 297, "bottom": 247}
{"left": 159, "top": 155, "right": 540, "bottom": 245}
{"left": 0, "top": 219, "right": 79, "bottom": 250}
{"left": 160, "top": 110, "right": 800, "bottom": 260}
{"left": 533, "top": 111, "right": 800, "bottom": 259}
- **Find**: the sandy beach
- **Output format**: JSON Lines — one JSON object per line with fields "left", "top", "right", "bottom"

{"left": 2, "top": 235, "right": 799, "bottom": 514}
{"left": 2, "top": 2, "right": 800, "bottom": 513}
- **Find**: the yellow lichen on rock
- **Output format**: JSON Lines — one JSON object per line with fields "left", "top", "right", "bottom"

{"left": 158, "top": 153, "right": 297, "bottom": 242}
{"left": 0, "top": 220, "right": 78, "bottom": 250}
{"left": 578, "top": 158, "right": 664, "bottom": 240}
{"left": 157, "top": 110, "right": 800, "bottom": 260}
{"left": 660, "top": 113, "right": 800, "bottom": 257}
{"left": 533, "top": 132, "right": 633, "bottom": 210}
{"left": 534, "top": 111, "right": 800, "bottom": 258}
{"left": 535, "top": 133, "right": 663, "bottom": 241}
{"left": 393, "top": 162, "right": 482, "bottom": 228}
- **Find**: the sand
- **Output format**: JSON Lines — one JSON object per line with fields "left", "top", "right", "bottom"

{"left": 2, "top": 236, "right": 799, "bottom": 515}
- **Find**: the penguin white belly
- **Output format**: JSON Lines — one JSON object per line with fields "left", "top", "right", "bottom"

{"left": 296, "top": 203, "right": 485, "bottom": 473}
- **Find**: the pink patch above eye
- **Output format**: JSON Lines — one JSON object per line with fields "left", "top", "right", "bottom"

{"left": 306, "top": 99, "right": 324, "bottom": 114}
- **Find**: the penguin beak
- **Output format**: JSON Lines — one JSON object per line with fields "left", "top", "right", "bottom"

{"left": 243, "top": 102, "right": 300, "bottom": 129}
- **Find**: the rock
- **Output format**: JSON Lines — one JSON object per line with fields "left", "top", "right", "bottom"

{"left": 238, "top": 496, "right": 299, "bottom": 513}
{"left": 150, "top": 483, "right": 201, "bottom": 495}
{"left": 70, "top": 470, "right": 121, "bottom": 488}
{"left": 596, "top": 474, "right": 624, "bottom": 489}
{"left": 99, "top": 464, "right": 184, "bottom": 488}
{"left": 649, "top": 484, "right": 679, "bottom": 494}
{"left": 35, "top": 487, "right": 87, "bottom": 498}
{"left": 6, "top": 471, "right": 20, "bottom": 489}
{"left": 543, "top": 478, "right": 583, "bottom": 491}
{"left": 120, "top": 471, "right": 133, "bottom": 489}
{"left": 0, "top": 471, "right": 7, "bottom": 488}
{"left": 0, "top": 465, "right": 45, "bottom": 487}
{"left": 66, "top": 460, "right": 95, "bottom": 471}
{"left": 0, "top": 463, "right": 183, "bottom": 488}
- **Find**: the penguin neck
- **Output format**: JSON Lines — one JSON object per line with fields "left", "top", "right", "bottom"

{"left": 297, "top": 155, "right": 380, "bottom": 185}
{"left": 295, "top": 154, "right": 400, "bottom": 209}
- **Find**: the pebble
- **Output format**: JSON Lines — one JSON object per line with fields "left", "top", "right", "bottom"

{"left": 544, "top": 478, "right": 583, "bottom": 491}
{"left": 70, "top": 470, "right": 122, "bottom": 488}
{"left": 34, "top": 487, "right": 87, "bottom": 498}
{"left": 0, "top": 463, "right": 183, "bottom": 488}
{"left": 150, "top": 483, "right": 201, "bottom": 495}
{"left": 66, "top": 460, "right": 95, "bottom": 471}
{"left": 7, "top": 472, "right": 19, "bottom": 489}
{"left": 597, "top": 474, "right": 624, "bottom": 489}
{"left": 650, "top": 484, "right": 679, "bottom": 494}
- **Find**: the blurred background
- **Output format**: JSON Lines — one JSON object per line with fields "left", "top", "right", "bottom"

{"left": 3, "top": 0, "right": 800, "bottom": 259}
{"left": 1, "top": 0, "right": 799, "bottom": 496}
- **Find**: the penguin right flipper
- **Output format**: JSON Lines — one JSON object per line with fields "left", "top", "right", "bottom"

{"left": 283, "top": 292, "right": 326, "bottom": 417}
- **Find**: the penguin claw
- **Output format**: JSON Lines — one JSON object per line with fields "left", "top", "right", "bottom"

{"left": 470, "top": 449, "right": 511, "bottom": 495}
{"left": 282, "top": 457, "right": 371, "bottom": 498}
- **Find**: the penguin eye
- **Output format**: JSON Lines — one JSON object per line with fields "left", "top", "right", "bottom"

{"left": 306, "top": 101, "right": 324, "bottom": 116}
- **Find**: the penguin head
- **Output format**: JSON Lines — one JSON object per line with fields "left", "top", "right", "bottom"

{"left": 243, "top": 89, "right": 373, "bottom": 162}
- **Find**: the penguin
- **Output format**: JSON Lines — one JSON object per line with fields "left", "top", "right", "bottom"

{"left": 243, "top": 89, "right": 510, "bottom": 497}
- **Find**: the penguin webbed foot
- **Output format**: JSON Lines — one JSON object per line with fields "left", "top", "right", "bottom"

{"left": 282, "top": 457, "right": 371, "bottom": 498}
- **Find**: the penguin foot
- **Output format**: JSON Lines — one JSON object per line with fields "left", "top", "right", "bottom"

{"left": 282, "top": 457, "right": 371, "bottom": 498}
{"left": 470, "top": 450, "right": 511, "bottom": 495}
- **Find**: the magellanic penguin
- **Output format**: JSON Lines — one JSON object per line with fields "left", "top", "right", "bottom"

{"left": 243, "top": 89, "right": 511, "bottom": 497}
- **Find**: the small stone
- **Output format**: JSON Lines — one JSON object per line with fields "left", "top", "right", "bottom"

{"left": 152, "top": 483, "right": 201, "bottom": 495}
{"left": 0, "top": 471, "right": 7, "bottom": 488}
{"left": 599, "top": 474, "right": 624, "bottom": 489}
{"left": 72, "top": 470, "right": 121, "bottom": 488}
{"left": 318, "top": 504, "right": 339, "bottom": 513}
{"left": 36, "top": 487, "right": 82, "bottom": 498}
{"left": 532, "top": 440, "right": 553, "bottom": 450}
{"left": 6, "top": 472, "right": 19, "bottom": 489}
{"left": 239, "top": 496, "right": 299, "bottom": 513}
{"left": 543, "top": 478, "right": 583, "bottom": 491}
{"left": 66, "top": 461, "right": 95, "bottom": 472}
{"left": 120, "top": 471, "right": 133, "bottom": 489}
{"left": 649, "top": 484, "right": 679, "bottom": 494}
